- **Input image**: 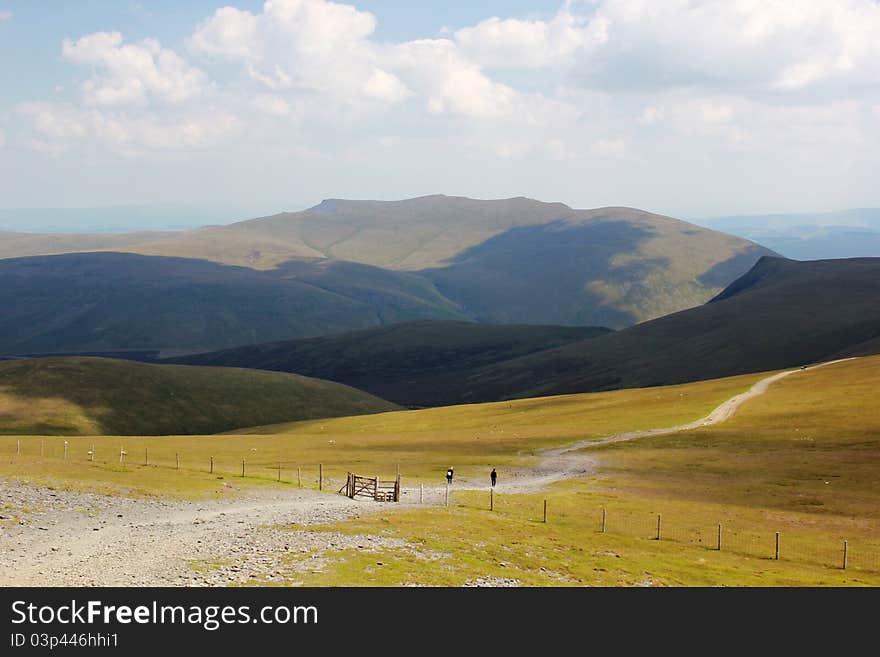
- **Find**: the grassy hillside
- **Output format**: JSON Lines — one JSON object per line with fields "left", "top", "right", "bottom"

{"left": 3, "top": 357, "right": 878, "bottom": 586}
{"left": 0, "top": 196, "right": 775, "bottom": 329}
{"left": 454, "top": 256, "right": 880, "bottom": 401}
{"left": 0, "top": 368, "right": 770, "bottom": 494}
{"left": 422, "top": 206, "right": 772, "bottom": 326}
{"left": 0, "top": 252, "right": 467, "bottom": 356}
{"left": 283, "top": 355, "right": 880, "bottom": 586}
{"left": 0, "top": 357, "right": 398, "bottom": 436}
{"left": 170, "top": 256, "right": 880, "bottom": 406}
{"left": 169, "top": 321, "right": 611, "bottom": 407}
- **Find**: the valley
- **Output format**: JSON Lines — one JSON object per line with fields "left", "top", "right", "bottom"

{"left": 2, "top": 355, "right": 878, "bottom": 586}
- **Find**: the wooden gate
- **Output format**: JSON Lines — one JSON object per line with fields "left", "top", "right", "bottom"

{"left": 339, "top": 472, "right": 401, "bottom": 502}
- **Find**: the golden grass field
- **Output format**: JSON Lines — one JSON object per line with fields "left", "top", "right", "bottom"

{"left": 1, "top": 356, "right": 879, "bottom": 586}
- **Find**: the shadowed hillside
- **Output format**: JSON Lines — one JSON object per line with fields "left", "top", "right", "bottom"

{"left": 0, "top": 252, "right": 467, "bottom": 356}
{"left": 171, "top": 257, "right": 880, "bottom": 406}
{"left": 0, "top": 196, "right": 775, "bottom": 329}
{"left": 0, "top": 357, "right": 399, "bottom": 436}
{"left": 169, "top": 320, "right": 611, "bottom": 407}
{"left": 455, "top": 256, "right": 880, "bottom": 401}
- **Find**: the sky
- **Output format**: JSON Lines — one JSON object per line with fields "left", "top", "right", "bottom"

{"left": 1, "top": 0, "right": 879, "bottom": 230}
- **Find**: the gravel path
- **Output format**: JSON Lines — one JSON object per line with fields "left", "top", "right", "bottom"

{"left": 0, "top": 358, "right": 850, "bottom": 586}
{"left": 0, "top": 483, "right": 416, "bottom": 586}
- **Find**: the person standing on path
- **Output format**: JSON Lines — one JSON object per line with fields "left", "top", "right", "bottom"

{"left": 490, "top": 468, "right": 497, "bottom": 487}
{"left": 446, "top": 467, "right": 454, "bottom": 484}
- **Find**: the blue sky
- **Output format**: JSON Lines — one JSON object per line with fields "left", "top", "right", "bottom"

{"left": 1, "top": 1, "right": 879, "bottom": 230}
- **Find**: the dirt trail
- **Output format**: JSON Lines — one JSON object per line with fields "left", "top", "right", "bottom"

{"left": 421, "top": 358, "right": 854, "bottom": 497}
{"left": 0, "top": 358, "right": 851, "bottom": 585}
{"left": 0, "top": 484, "right": 407, "bottom": 586}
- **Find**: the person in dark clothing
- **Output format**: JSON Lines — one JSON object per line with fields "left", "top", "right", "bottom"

{"left": 490, "top": 468, "right": 497, "bottom": 487}
{"left": 446, "top": 467, "right": 454, "bottom": 484}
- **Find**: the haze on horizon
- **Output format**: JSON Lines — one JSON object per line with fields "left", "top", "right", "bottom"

{"left": 1, "top": 0, "right": 879, "bottom": 231}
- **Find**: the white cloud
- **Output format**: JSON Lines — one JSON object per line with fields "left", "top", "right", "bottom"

{"left": 638, "top": 106, "right": 663, "bottom": 125}
{"left": 391, "top": 38, "right": 519, "bottom": 119}
{"left": 187, "top": 0, "right": 559, "bottom": 120}
{"left": 189, "top": 6, "right": 259, "bottom": 58}
{"left": 16, "top": 102, "right": 238, "bottom": 156}
{"left": 250, "top": 94, "right": 293, "bottom": 117}
{"left": 593, "top": 138, "right": 627, "bottom": 158}
{"left": 454, "top": 6, "right": 604, "bottom": 69}
{"left": 363, "top": 68, "right": 410, "bottom": 103}
{"left": 10, "top": 0, "right": 880, "bottom": 217}
{"left": 576, "top": 0, "right": 880, "bottom": 95}
{"left": 190, "top": 0, "right": 385, "bottom": 104}
{"left": 62, "top": 32, "right": 209, "bottom": 105}
{"left": 638, "top": 93, "right": 868, "bottom": 153}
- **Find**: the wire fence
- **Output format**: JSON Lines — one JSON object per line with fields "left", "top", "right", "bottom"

{"left": 4, "top": 439, "right": 879, "bottom": 575}
{"left": 582, "top": 505, "right": 880, "bottom": 574}
{"left": 0, "top": 438, "right": 349, "bottom": 491}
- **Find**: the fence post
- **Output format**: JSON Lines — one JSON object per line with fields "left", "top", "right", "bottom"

{"left": 241, "top": 459, "right": 246, "bottom": 477}
{"left": 775, "top": 532, "right": 780, "bottom": 560}
{"left": 176, "top": 452, "right": 180, "bottom": 471}
{"left": 210, "top": 456, "right": 214, "bottom": 474}
{"left": 717, "top": 523, "right": 722, "bottom": 551}
{"left": 656, "top": 514, "right": 662, "bottom": 541}
{"left": 144, "top": 447, "right": 149, "bottom": 466}
{"left": 843, "top": 540, "right": 848, "bottom": 570}
{"left": 490, "top": 487, "right": 494, "bottom": 511}
{"left": 319, "top": 464, "right": 324, "bottom": 491}
{"left": 298, "top": 466, "right": 302, "bottom": 488}
{"left": 543, "top": 499, "right": 548, "bottom": 523}
{"left": 278, "top": 463, "right": 282, "bottom": 482}
{"left": 602, "top": 507, "right": 607, "bottom": 533}
{"left": 17, "top": 440, "right": 20, "bottom": 456}
{"left": 40, "top": 439, "right": 44, "bottom": 458}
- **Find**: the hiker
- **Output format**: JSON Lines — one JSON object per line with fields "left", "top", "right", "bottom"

{"left": 446, "top": 467, "right": 454, "bottom": 484}
{"left": 490, "top": 468, "right": 497, "bottom": 487}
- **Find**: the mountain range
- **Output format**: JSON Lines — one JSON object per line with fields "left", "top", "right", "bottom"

{"left": 0, "top": 196, "right": 774, "bottom": 355}
{"left": 695, "top": 208, "right": 880, "bottom": 260}
{"left": 172, "top": 256, "right": 880, "bottom": 406}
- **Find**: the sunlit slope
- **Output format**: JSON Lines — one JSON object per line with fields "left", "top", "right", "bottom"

{"left": 0, "top": 370, "right": 771, "bottom": 496}
{"left": 0, "top": 196, "right": 774, "bottom": 328}
{"left": 591, "top": 354, "right": 880, "bottom": 519}
{"left": 0, "top": 357, "right": 399, "bottom": 436}
{"left": 287, "top": 355, "right": 880, "bottom": 587}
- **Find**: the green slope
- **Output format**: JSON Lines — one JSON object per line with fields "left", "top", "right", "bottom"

{"left": 0, "top": 195, "right": 775, "bottom": 329}
{"left": 0, "top": 252, "right": 468, "bottom": 356}
{"left": 0, "top": 357, "right": 399, "bottom": 436}
{"left": 456, "top": 256, "right": 880, "bottom": 401}
{"left": 169, "top": 320, "right": 611, "bottom": 407}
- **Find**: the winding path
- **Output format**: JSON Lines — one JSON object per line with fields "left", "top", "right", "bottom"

{"left": 0, "top": 358, "right": 852, "bottom": 585}
{"left": 421, "top": 358, "right": 854, "bottom": 497}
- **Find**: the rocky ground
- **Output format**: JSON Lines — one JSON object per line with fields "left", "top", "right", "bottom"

{"left": 0, "top": 480, "right": 433, "bottom": 586}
